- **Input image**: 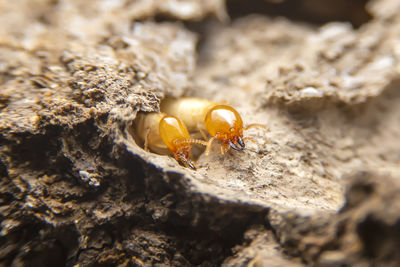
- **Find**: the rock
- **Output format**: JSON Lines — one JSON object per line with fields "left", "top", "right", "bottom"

{"left": 1, "top": 0, "right": 400, "bottom": 266}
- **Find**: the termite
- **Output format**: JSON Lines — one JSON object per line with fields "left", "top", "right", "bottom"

{"left": 135, "top": 112, "right": 207, "bottom": 169}
{"left": 160, "top": 98, "right": 266, "bottom": 155}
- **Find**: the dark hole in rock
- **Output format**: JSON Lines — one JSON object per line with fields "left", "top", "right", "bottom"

{"left": 227, "top": 0, "right": 372, "bottom": 28}
{"left": 357, "top": 215, "right": 400, "bottom": 260}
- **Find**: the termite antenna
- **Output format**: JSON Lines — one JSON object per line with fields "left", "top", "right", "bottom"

{"left": 243, "top": 137, "right": 257, "bottom": 144}
{"left": 188, "top": 139, "right": 208, "bottom": 146}
{"left": 244, "top": 124, "right": 267, "bottom": 131}
{"left": 175, "top": 139, "right": 208, "bottom": 146}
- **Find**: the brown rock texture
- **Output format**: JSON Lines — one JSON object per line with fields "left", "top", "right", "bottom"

{"left": 1, "top": 0, "right": 400, "bottom": 266}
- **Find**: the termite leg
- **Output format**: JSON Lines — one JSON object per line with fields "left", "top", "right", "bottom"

{"left": 205, "top": 136, "right": 217, "bottom": 156}
{"left": 220, "top": 143, "right": 230, "bottom": 155}
{"left": 197, "top": 122, "right": 208, "bottom": 141}
{"left": 144, "top": 128, "right": 151, "bottom": 152}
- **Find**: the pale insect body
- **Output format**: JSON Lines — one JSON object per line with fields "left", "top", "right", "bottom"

{"left": 161, "top": 97, "right": 217, "bottom": 132}
{"left": 135, "top": 113, "right": 169, "bottom": 155}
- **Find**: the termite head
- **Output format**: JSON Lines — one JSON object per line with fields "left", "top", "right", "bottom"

{"left": 205, "top": 105, "right": 245, "bottom": 152}
{"left": 159, "top": 115, "right": 197, "bottom": 169}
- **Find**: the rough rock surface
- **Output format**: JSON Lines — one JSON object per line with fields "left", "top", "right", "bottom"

{"left": 1, "top": 0, "right": 400, "bottom": 266}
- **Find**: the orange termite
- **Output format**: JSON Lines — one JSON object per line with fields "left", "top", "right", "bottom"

{"left": 135, "top": 112, "right": 207, "bottom": 169}
{"left": 160, "top": 98, "right": 266, "bottom": 155}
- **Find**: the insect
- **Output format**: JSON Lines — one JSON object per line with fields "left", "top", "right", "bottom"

{"left": 160, "top": 97, "right": 217, "bottom": 133}
{"left": 161, "top": 97, "right": 266, "bottom": 155}
{"left": 135, "top": 112, "right": 206, "bottom": 169}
